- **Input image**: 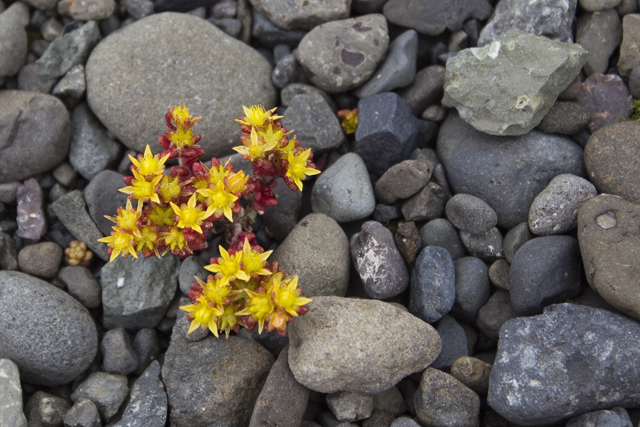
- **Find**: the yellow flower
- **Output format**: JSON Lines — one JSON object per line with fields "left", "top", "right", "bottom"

{"left": 170, "top": 193, "right": 215, "bottom": 234}
{"left": 98, "top": 228, "right": 138, "bottom": 262}
{"left": 104, "top": 199, "right": 143, "bottom": 238}
{"left": 135, "top": 225, "right": 159, "bottom": 255}
{"left": 238, "top": 237, "right": 272, "bottom": 278}
{"left": 180, "top": 297, "right": 222, "bottom": 336}
{"left": 149, "top": 205, "right": 174, "bottom": 227}
{"left": 218, "top": 306, "right": 239, "bottom": 339}
{"left": 235, "top": 289, "right": 274, "bottom": 334}
{"left": 197, "top": 179, "right": 238, "bottom": 222}
{"left": 119, "top": 170, "right": 162, "bottom": 204}
{"left": 233, "top": 127, "right": 279, "bottom": 161}
{"left": 258, "top": 123, "right": 284, "bottom": 145}
{"left": 236, "top": 105, "right": 282, "bottom": 128}
{"left": 286, "top": 148, "right": 321, "bottom": 191}
{"left": 225, "top": 170, "right": 248, "bottom": 196}
{"left": 171, "top": 104, "right": 202, "bottom": 128}
{"left": 204, "top": 245, "right": 246, "bottom": 285}
{"left": 130, "top": 145, "right": 169, "bottom": 178}
{"left": 271, "top": 275, "right": 312, "bottom": 317}
{"left": 159, "top": 175, "right": 183, "bottom": 203}
{"left": 162, "top": 226, "right": 189, "bottom": 255}
{"left": 198, "top": 276, "right": 232, "bottom": 307}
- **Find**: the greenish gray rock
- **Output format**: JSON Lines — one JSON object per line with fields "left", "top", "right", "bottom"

{"left": 101, "top": 255, "right": 180, "bottom": 329}
{"left": 288, "top": 296, "right": 442, "bottom": 394}
{"left": 86, "top": 13, "right": 276, "bottom": 159}
{"left": 0, "top": 359, "right": 27, "bottom": 427}
{"left": 249, "top": 0, "right": 350, "bottom": 30}
{"left": 0, "top": 271, "right": 98, "bottom": 387}
{"left": 444, "top": 30, "right": 588, "bottom": 136}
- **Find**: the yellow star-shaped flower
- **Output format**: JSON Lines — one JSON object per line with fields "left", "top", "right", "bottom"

{"left": 286, "top": 148, "right": 321, "bottom": 191}
{"left": 170, "top": 193, "right": 216, "bottom": 234}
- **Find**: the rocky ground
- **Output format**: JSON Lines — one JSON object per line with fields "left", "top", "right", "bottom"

{"left": 1, "top": 0, "right": 640, "bottom": 425}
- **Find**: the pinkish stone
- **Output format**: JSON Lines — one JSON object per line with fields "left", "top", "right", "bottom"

{"left": 16, "top": 178, "right": 46, "bottom": 242}
{"left": 575, "top": 73, "right": 633, "bottom": 132}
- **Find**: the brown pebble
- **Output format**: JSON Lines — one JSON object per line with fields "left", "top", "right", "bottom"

{"left": 488, "top": 259, "right": 510, "bottom": 290}
{"left": 18, "top": 242, "right": 63, "bottom": 279}
{"left": 450, "top": 356, "right": 492, "bottom": 395}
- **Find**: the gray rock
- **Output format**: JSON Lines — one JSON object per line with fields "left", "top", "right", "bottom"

{"left": 478, "top": 0, "right": 577, "bottom": 47}
{"left": 0, "top": 359, "right": 27, "bottom": 427}
{"left": 249, "top": 0, "right": 349, "bottom": 30}
{"left": 431, "top": 315, "right": 469, "bottom": 370}
{"left": 16, "top": 178, "right": 47, "bottom": 242}
{"left": 132, "top": 328, "right": 160, "bottom": 375}
{"left": 401, "top": 182, "right": 446, "bottom": 222}
{"left": 71, "top": 372, "right": 128, "bottom": 422}
{"left": 271, "top": 214, "right": 350, "bottom": 296}
{"left": 17, "top": 63, "right": 57, "bottom": 94}
{"left": 0, "top": 182, "right": 20, "bottom": 204}
{"left": 566, "top": 407, "right": 633, "bottom": 427}
{"left": 281, "top": 92, "right": 346, "bottom": 154}
{"left": 87, "top": 13, "right": 276, "bottom": 159}
{"left": 58, "top": 0, "right": 116, "bottom": 20}
{"left": 0, "top": 91, "right": 70, "bottom": 184}
{"left": 62, "top": 398, "right": 101, "bottom": 427}
{"left": 152, "top": 0, "right": 218, "bottom": 11}
{"left": 373, "top": 203, "right": 401, "bottom": 224}
{"left": 503, "top": 222, "right": 533, "bottom": 264}
{"left": 51, "top": 191, "right": 109, "bottom": 261}
{"left": 0, "top": 231, "right": 18, "bottom": 270}
{"left": 383, "top": 0, "right": 491, "bottom": 36}
{"left": 374, "top": 160, "right": 433, "bottom": 205}
{"left": 616, "top": 0, "right": 637, "bottom": 15}
{"left": 444, "top": 31, "right": 588, "bottom": 136}
{"left": 18, "top": 242, "right": 62, "bottom": 279}
{"left": 350, "top": 221, "right": 409, "bottom": 299}
{"left": 353, "top": 29, "right": 418, "bottom": 98}
{"left": 576, "top": 9, "right": 622, "bottom": 76}
{"left": 576, "top": 73, "right": 633, "bottom": 133}
{"left": 35, "top": 21, "right": 101, "bottom": 81}
{"left": 58, "top": 266, "right": 102, "bottom": 308}
{"left": 101, "top": 328, "right": 139, "bottom": 375}
{"left": 579, "top": 0, "right": 621, "bottom": 11}
{"left": 327, "top": 391, "right": 373, "bottom": 422}
{"left": 288, "top": 296, "right": 442, "bottom": 394}
{"left": 84, "top": 171, "right": 129, "bottom": 237}
{"left": 0, "top": 3, "right": 29, "bottom": 78}
{"left": 281, "top": 83, "right": 337, "bottom": 111}
{"left": 450, "top": 357, "right": 492, "bottom": 395}
{"left": 629, "top": 65, "right": 640, "bottom": 99}
{"left": 53, "top": 162, "right": 77, "bottom": 187}
{"left": 578, "top": 194, "right": 640, "bottom": 321}
{"left": 459, "top": 227, "right": 503, "bottom": 263}
{"left": 408, "top": 246, "right": 456, "bottom": 323}
{"left": 40, "top": 18, "right": 63, "bottom": 42}
{"left": 271, "top": 54, "right": 298, "bottom": 88}
{"left": 398, "top": 65, "right": 446, "bottom": 116}
{"left": 414, "top": 368, "right": 480, "bottom": 427}
{"left": 487, "top": 303, "right": 640, "bottom": 425}
{"left": 536, "top": 101, "right": 590, "bottom": 135}
{"left": 452, "top": 256, "right": 491, "bottom": 322}
{"left": 101, "top": 254, "right": 179, "bottom": 329}
{"left": 178, "top": 255, "right": 208, "bottom": 295}
{"left": 263, "top": 177, "right": 303, "bottom": 242}
{"left": 208, "top": 17, "right": 242, "bottom": 39}
{"left": 123, "top": 0, "right": 154, "bottom": 19}
{"left": 0, "top": 271, "right": 98, "bottom": 386}
{"left": 114, "top": 361, "right": 167, "bottom": 427}
{"left": 211, "top": 0, "right": 237, "bottom": 19}
{"left": 25, "top": 391, "right": 70, "bottom": 427}
{"left": 618, "top": 14, "right": 640, "bottom": 80}
{"left": 476, "top": 290, "right": 518, "bottom": 340}
{"left": 446, "top": 194, "right": 497, "bottom": 235}
{"left": 585, "top": 122, "right": 640, "bottom": 204}
{"left": 372, "top": 387, "right": 407, "bottom": 416}
{"left": 419, "top": 218, "right": 467, "bottom": 261}
{"left": 22, "top": 0, "right": 57, "bottom": 9}
{"left": 163, "top": 326, "right": 274, "bottom": 427}
{"left": 488, "top": 259, "right": 510, "bottom": 290}
{"left": 437, "top": 112, "right": 586, "bottom": 229}
{"left": 528, "top": 174, "right": 597, "bottom": 235}
{"left": 296, "top": 14, "right": 389, "bottom": 93}
{"left": 251, "top": 9, "right": 307, "bottom": 48}
{"left": 52, "top": 64, "right": 86, "bottom": 99}
{"left": 311, "top": 153, "right": 375, "bottom": 223}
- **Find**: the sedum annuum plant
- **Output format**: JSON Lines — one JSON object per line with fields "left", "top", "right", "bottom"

{"left": 99, "top": 104, "right": 318, "bottom": 337}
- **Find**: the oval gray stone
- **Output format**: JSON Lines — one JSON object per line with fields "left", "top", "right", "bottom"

{"left": 249, "top": 0, "right": 350, "bottom": 30}
{"left": 374, "top": 160, "right": 433, "bottom": 205}
{"left": 0, "top": 2, "right": 29, "bottom": 78}
{"left": 445, "top": 194, "right": 497, "bottom": 235}
{"left": 408, "top": 246, "right": 456, "bottom": 323}
{"left": 0, "top": 271, "right": 98, "bottom": 386}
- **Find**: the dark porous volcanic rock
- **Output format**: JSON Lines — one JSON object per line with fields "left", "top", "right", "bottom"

{"left": 86, "top": 13, "right": 276, "bottom": 159}
{"left": 356, "top": 92, "right": 422, "bottom": 176}
{"left": 0, "top": 91, "right": 70, "bottom": 184}
{"left": 288, "top": 296, "right": 441, "bottom": 394}
{"left": 374, "top": 160, "right": 433, "bottom": 205}
{"left": 459, "top": 227, "right": 504, "bottom": 263}
{"left": 162, "top": 325, "right": 274, "bottom": 427}
{"left": 350, "top": 221, "right": 409, "bottom": 299}
{"left": 578, "top": 194, "right": 640, "bottom": 321}
{"left": 488, "top": 303, "right": 640, "bottom": 425}
{"left": 445, "top": 194, "right": 497, "bottom": 235}
{"left": 575, "top": 73, "right": 633, "bottom": 133}
{"left": 438, "top": 112, "right": 585, "bottom": 229}
{"left": 408, "top": 246, "right": 456, "bottom": 323}
{"left": 0, "top": 271, "right": 98, "bottom": 386}
{"left": 536, "top": 101, "right": 590, "bottom": 135}
{"left": 508, "top": 236, "right": 582, "bottom": 315}
{"left": 584, "top": 121, "right": 640, "bottom": 204}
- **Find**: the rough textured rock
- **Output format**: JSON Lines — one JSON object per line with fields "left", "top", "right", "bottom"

{"left": 576, "top": 73, "right": 633, "bottom": 132}
{"left": 0, "top": 3, "right": 29, "bottom": 79}
{"left": 576, "top": 9, "right": 622, "bottom": 76}
{"left": 408, "top": 246, "right": 456, "bottom": 323}
{"left": 618, "top": 14, "right": 640, "bottom": 79}
{"left": 53, "top": 64, "right": 87, "bottom": 99}
{"left": 114, "top": 361, "right": 167, "bottom": 427}
{"left": 446, "top": 194, "right": 498, "bottom": 235}
{"left": 288, "top": 296, "right": 441, "bottom": 394}
{"left": 62, "top": 398, "right": 101, "bottom": 427}
{"left": 58, "top": 266, "right": 102, "bottom": 308}
{"left": 383, "top": 0, "right": 491, "bottom": 36}
{"left": 444, "top": 31, "right": 588, "bottom": 136}
{"left": 25, "top": 391, "right": 70, "bottom": 427}
{"left": 566, "top": 408, "right": 634, "bottom": 427}
{"left": 578, "top": 194, "right": 640, "bottom": 321}
{"left": 84, "top": 170, "right": 129, "bottom": 237}
{"left": 394, "top": 221, "right": 421, "bottom": 265}
{"left": 327, "top": 391, "right": 373, "bottom": 422}
{"left": 58, "top": 0, "right": 116, "bottom": 20}
{"left": 437, "top": 112, "right": 586, "bottom": 229}
{"left": 71, "top": 372, "right": 128, "bottom": 422}
{"left": 252, "top": 9, "right": 307, "bottom": 48}
{"left": 249, "top": 0, "right": 350, "bottom": 30}
{"left": 295, "top": 14, "right": 389, "bottom": 93}
{"left": 0, "top": 91, "right": 70, "bottom": 184}
{"left": 86, "top": 13, "right": 276, "bottom": 158}
{"left": 478, "top": 0, "right": 577, "bottom": 46}
{"left": 398, "top": 65, "right": 446, "bottom": 116}
{"left": 536, "top": 101, "right": 590, "bottom": 135}
{"left": 450, "top": 356, "right": 492, "bottom": 395}
{"left": 459, "top": 227, "right": 504, "bottom": 263}
{"left": 0, "top": 359, "right": 27, "bottom": 427}
{"left": 101, "top": 328, "right": 139, "bottom": 375}
{"left": 374, "top": 160, "right": 433, "bottom": 205}
{"left": 476, "top": 290, "right": 518, "bottom": 340}
{"left": 16, "top": 178, "right": 46, "bottom": 242}
{"left": 584, "top": 122, "right": 640, "bottom": 204}
{"left": 0, "top": 271, "right": 98, "bottom": 386}
{"left": 488, "top": 304, "right": 640, "bottom": 425}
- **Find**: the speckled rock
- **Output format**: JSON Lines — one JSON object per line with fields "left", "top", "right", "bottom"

{"left": 84, "top": 170, "right": 129, "bottom": 237}
{"left": 114, "top": 361, "right": 167, "bottom": 427}
{"left": 58, "top": 0, "right": 116, "bottom": 20}
{"left": 16, "top": 178, "right": 46, "bottom": 242}
{"left": 71, "top": 372, "right": 128, "bottom": 422}
{"left": 476, "top": 290, "right": 518, "bottom": 340}
{"left": 536, "top": 101, "right": 590, "bottom": 135}
{"left": 25, "top": 391, "right": 70, "bottom": 427}
{"left": 401, "top": 182, "right": 446, "bottom": 222}
{"left": 575, "top": 73, "right": 633, "bottom": 132}
{"left": 281, "top": 83, "right": 338, "bottom": 111}
{"left": 249, "top": 0, "right": 350, "bottom": 30}
{"left": 0, "top": 3, "right": 29, "bottom": 79}
{"left": 0, "top": 271, "right": 98, "bottom": 386}
{"left": 566, "top": 407, "right": 634, "bottom": 427}
{"left": 288, "top": 296, "right": 441, "bottom": 394}
{"left": 295, "top": 14, "right": 389, "bottom": 93}
{"left": 394, "top": 221, "right": 421, "bottom": 265}
{"left": 374, "top": 160, "right": 433, "bottom": 205}
{"left": 86, "top": 13, "right": 276, "bottom": 159}
{"left": 618, "top": 14, "right": 640, "bottom": 79}
{"left": 52, "top": 64, "right": 87, "bottom": 99}
{"left": 446, "top": 194, "right": 497, "bottom": 235}
{"left": 18, "top": 242, "right": 63, "bottom": 279}
{"left": 408, "top": 246, "right": 456, "bottom": 323}
{"left": 58, "top": 266, "right": 102, "bottom": 308}
{"left": 271, "top": 214, "right": 350, "bottom": 296}
{"left": 459, "top": 227, "right": 504, "bottom": 263}
{"left": 450, "top": 357, "right": 492, "bottom": 395}
{"left": 0, "top": 359, "right": 27, "bottom": 427}
{"left": 62, "top": 398, "right": 101, "bottom": 427}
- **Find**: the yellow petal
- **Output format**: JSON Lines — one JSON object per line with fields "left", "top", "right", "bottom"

{"left": 187, "top": 321, "right": 200, "bottom": 335}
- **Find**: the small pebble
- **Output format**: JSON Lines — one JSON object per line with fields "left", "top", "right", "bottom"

{"left": 18, "top": 242, "right": 63, "bottom": 279}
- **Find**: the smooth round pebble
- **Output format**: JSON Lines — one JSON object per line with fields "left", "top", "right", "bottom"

{"left": 17, "top": 242, "right": 63, "bottom": 279}
{"left": 503, "top": 222, "right": 534, "bottom": 264}
{"left": 408, "top": 246, "right": 456, "bottom": 323}
{"left": 101, "top": 328, "right": 139, "bottom": 376}
{"left": 452, "top": 256, "right": 491, "bottom": 322}
{"left": 445, "top": 194, "right": 498, "bottom": 235}
{"left": 419, "top": 218, "right": 467, "bottom": 261}
{"left": 374, "top": 160, "right": 433, "bottom": 205}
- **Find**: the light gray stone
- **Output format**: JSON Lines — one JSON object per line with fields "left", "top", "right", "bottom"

{"left": 0, "top": 359, "right": 27, "bottom": 427}
{"left": 71, "top": 372, "right": 128, "bottom": 422}
{"left": 52, "top": 64, "right": 87, "bottom": 99}
{"left": 327, "top": 391, "right": 373, "bottom": 422}
{"left": 249, "top": 0, "right": 350, "bottom": 30}
{"left": 576, "top": 9, "right": 622, "bottom": 76}
{"left": 114, "top": 361, "right": 167, "bottom": 427}
{"left": 0, "top": 2, "right": 29, "bottom": 78}
{"left": 58, "top": 0, "right": 116, "bottom": 20}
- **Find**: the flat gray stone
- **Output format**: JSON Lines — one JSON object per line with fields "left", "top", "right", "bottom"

{"left": 114, "top": 361, "right": 167, "bottom": 427}
{"left": 249, "top": 0, "right": 349, "bottom": 30}
{"left": 576, "top": 9, "right": 622, "bottom": 76}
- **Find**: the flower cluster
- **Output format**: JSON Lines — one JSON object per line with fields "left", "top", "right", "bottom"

{"left": 337, "top": 108, "right": 358, "bottom": 134}
{"left": 181, "top": 232, "right": 311, "bottom": 337}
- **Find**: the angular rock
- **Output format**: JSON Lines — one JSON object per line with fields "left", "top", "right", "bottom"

{"left": 311, "top": 153, "right": 376, "bottom": 223}
{"left": 288, "top": 296, "right": 441, "bottom": 394}
{"left": 52, "top": 64, "right": 87, "bottom": 99}
{"left": 87, "top": 13, "right": 276, "bottom": 159}
{"left": 0, "top": 91, "right": 70, "bottom": 184}
{"left": 450, "top": 356, "right": 492, "bottom": 395}
{"left": 327, "top": 391, "right": 373, "bottom": 422}
{"left": 58, "top": 266, "right": 102, "bottom": 308}
{"left": 132, "top": 328, "right": 160, "bottom": 375}
{"left": 101, "top": 328, "right": 139, "bottom": 375}
{"left": 296, "top": 14, "right": 389, "bottom": 93}
{"left": 408, "top": 246, "right": 456, "bottom": 323}
{"left": 35, "top": 21, "right": 101, "bottom": 80}
{"left": 249, "top": 0, "right": 350, "bottom": 30}
{"left": 374, "top": 160, "right": 433, "bottom": 205}
{"left": 16, "top": 178, "right": 46, "bottom": 242}
{"left": 488, "top": 304, "right": 640, "bottom": 425}
{"left": 83, "top": 170, "right": 129, "bottom": 237}
{"left": 401, "top": 181, "right": 446, "bottom": 222}
{"left": 252, "top": 9, "right": 307, "bottom": 48}
{"left": 0, "top": 359, "right": 27, "bottom": 427}
{"left": 356, "top": 92, "right": 422, "bottom": 176}
{"left": 58, "top": 0, "right": 116, "bottom": 20}
{"left": 528, "top": 174, "right": 597, "bottom": 235}
{"left": 578, "top": 194, "right": 640, "bottom": 321}
{"left": 437, "top": 112, "right": 586, "bottom": 229}
{"left": 394, "top": 221, "right": 421, "bottom": 265}
{"left": 503, "top": 222, "right": 533, "bottom": 263}
{"left": 478, "top": 0, "right": 577, "bottom": 47}
{"left": 419, "top": 218, "right": 467, "bottom": 261}
{"left": 0, "top": 232, "right": 18, "bottom": 270}
{"left": 476, "top": 290, "right": 518, "bottom": 340}
{"left": 446, "top": 194, "right": 497, "bottom": 235}
{"left": 452, "top": 256, "right": 490, "bottom": 323}
{"left": 444, "top": 31, "right": 588, "bottom": 136}
{"left": 18, "top": 242, "right": 62, "bottom": 279}
{"left": 537, "top": 101, "right": 590, "bottom": 135}
{"left": 350, "top": 221, "right": 409, "bottom": 299}
{"left": 101, "top": 254, "right": 179, "bottom": 329}
{"left": 576, "top": 9, "right": 622, "bottom": 76}
{"left": 263, "top": 177, "right": 303, "bottom": 242}
{"left": 398, "top": 65, "right": 446, "bottom": 116}
{"left": 459, "top": 227, "right": 504, "bottom": 263}
{"left": 431, "top": 315, "right": 469, "bottom": 370}
{"left": 62, "top": 398, "right": 101, "bottom": 427}
{"left": 0, "top": 271, "right": 98, "bottom": 386}
{"left": 71, "top": 372, "right": 128, "bottom": 422}
{"left": 25, "top": 391, "right": 70, "bottom": 427}
{"left": 178, "top": 255, "right": 208, "bottom": 295}
{"left": 618, "top": 14, "right": 640, "bottom": 79}
{"left": 17, "top": 63, "right": 57, "bottom": 94}
{"left": 0, "top": 3, "right": 29, "bottom": 79}
{"left": 575, "top": 73, "right": 633, "bottom": 132}
{"left": 271, "top": 54, "right": 298, "bottom": 88}
{"left": 114, "top": 361, "right": 167, "bottom": 427}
